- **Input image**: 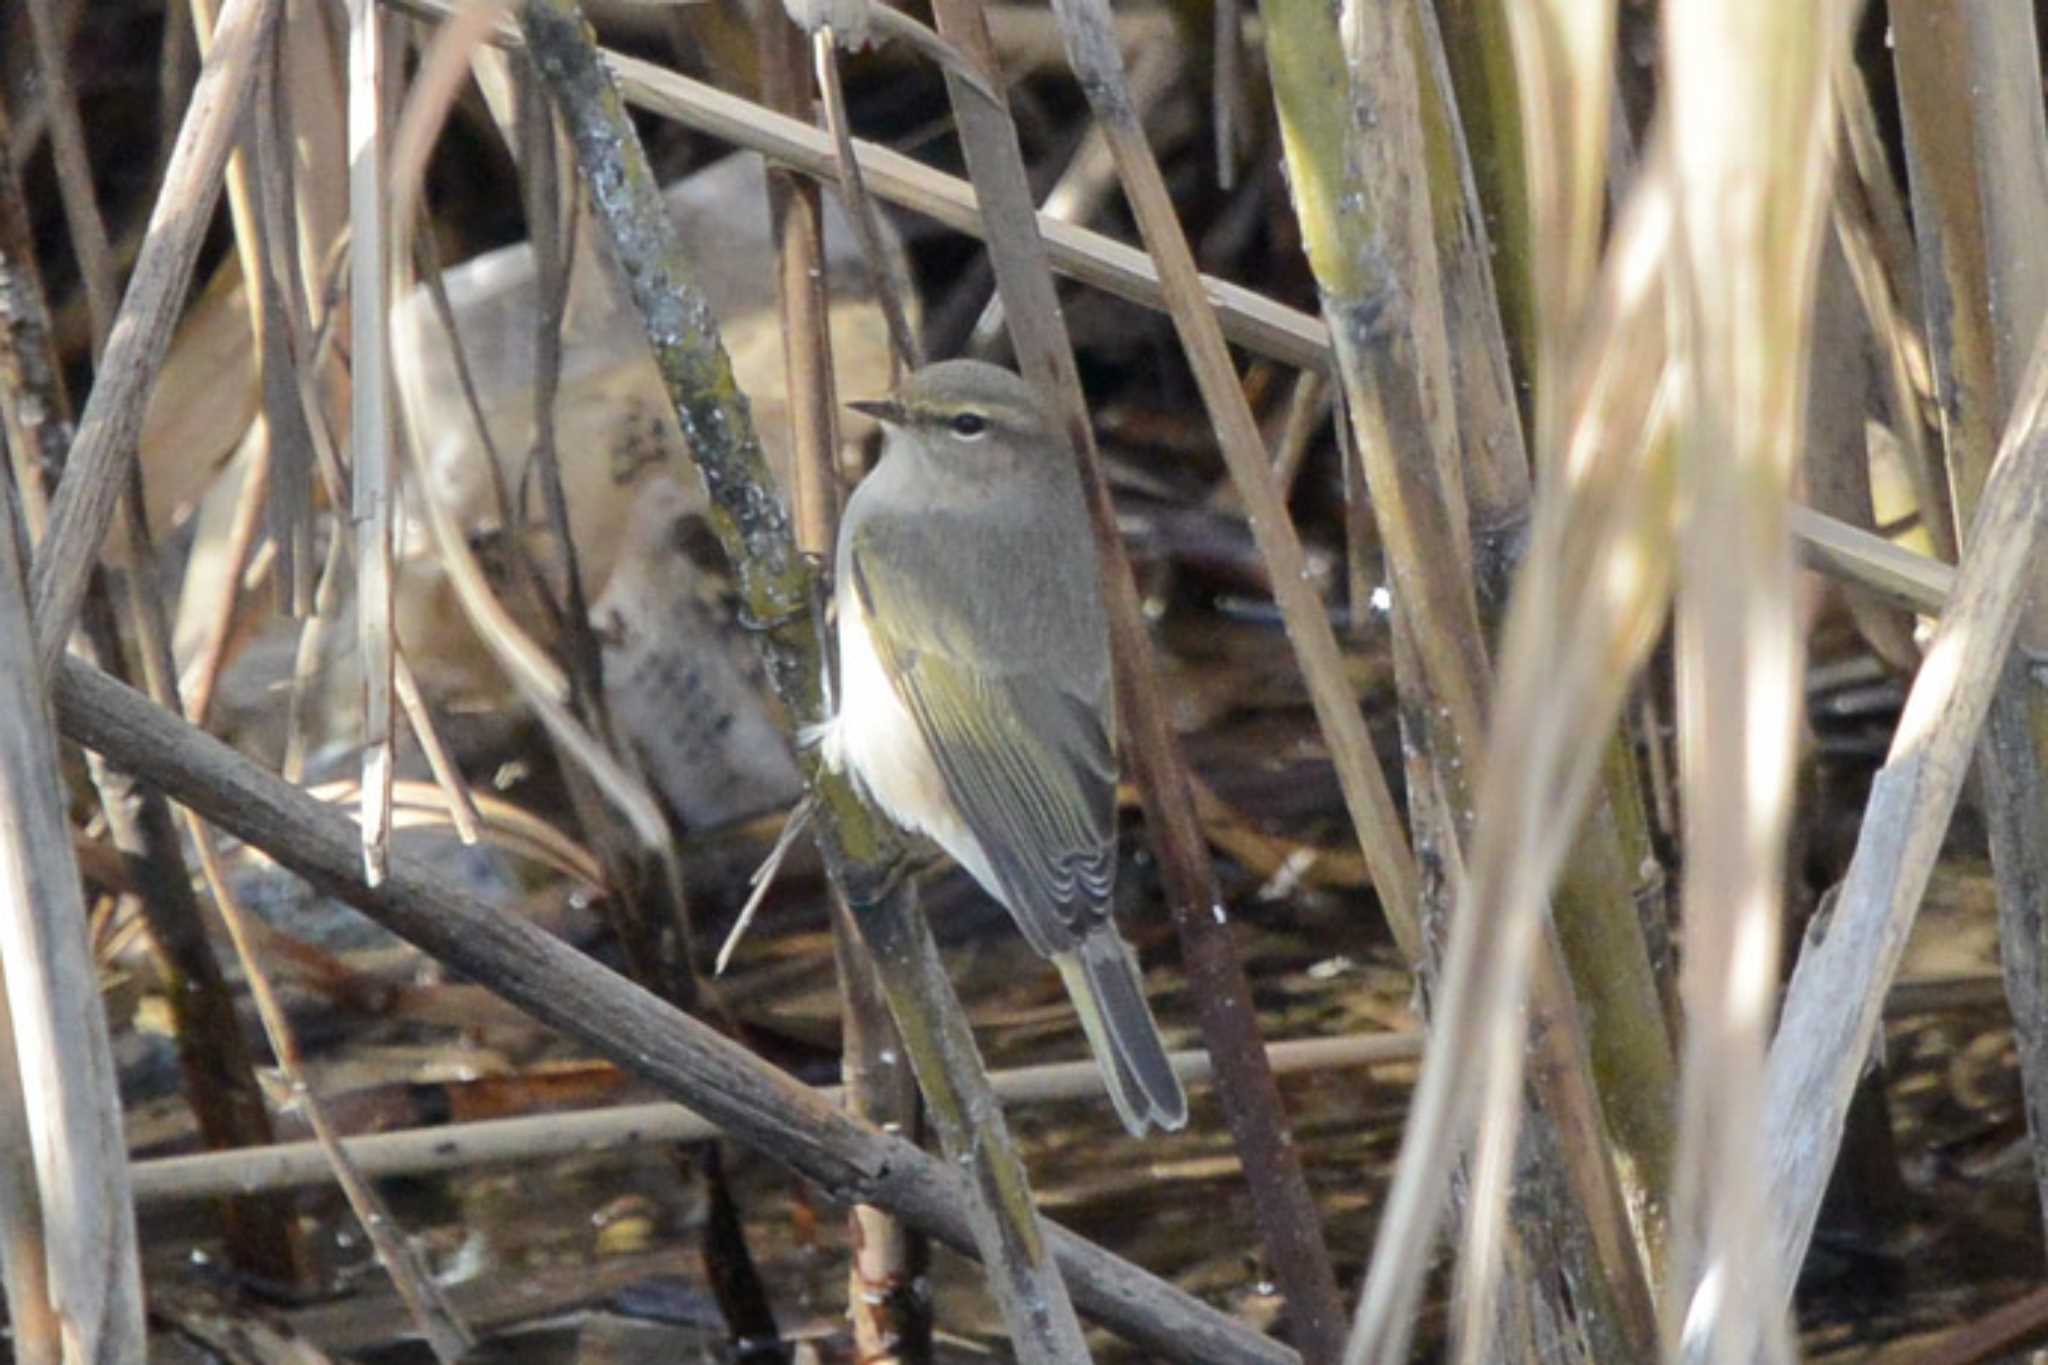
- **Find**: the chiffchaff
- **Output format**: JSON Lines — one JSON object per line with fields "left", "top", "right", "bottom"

{"left": 815, "top": 360, "right": 1187, "bottom": 1136}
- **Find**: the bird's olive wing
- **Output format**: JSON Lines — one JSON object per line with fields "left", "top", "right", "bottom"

{"left": 848, "top": 530, "right": 1116, "bottom": 950}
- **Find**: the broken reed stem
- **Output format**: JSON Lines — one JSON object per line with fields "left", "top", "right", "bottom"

{"left": 52, "top": 654, "right": 1293, "bottom": 1365}
{"left": 347, "top": 0, "right": 398, "bottom": 886}
{"left": 513, "top": 5, "right": 1087, "bottom": 1358}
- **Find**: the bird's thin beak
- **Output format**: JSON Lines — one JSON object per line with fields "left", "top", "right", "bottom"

{"left": 847, "top": 397, "right": 906, "bottom": 425}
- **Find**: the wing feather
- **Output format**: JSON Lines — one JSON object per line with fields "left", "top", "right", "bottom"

{"left": 849, "top": 528, "right": 1116, "bottom": 952}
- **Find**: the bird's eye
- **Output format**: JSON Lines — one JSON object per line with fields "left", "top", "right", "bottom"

{"left": 948, "top": 412, "right": 990, "bottom": 439}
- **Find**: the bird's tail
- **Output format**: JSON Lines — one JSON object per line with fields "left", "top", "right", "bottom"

{"left": 1055, "top": 933, "right": 1188, "bottom": 1136}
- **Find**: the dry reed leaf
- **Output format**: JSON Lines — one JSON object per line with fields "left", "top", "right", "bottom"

{"left": 1346, "top": 150, "right": 1680, "bottom": 1364}
{"left": 1662, "top": 4, "right": 1853, "bottom": 1359}
{"left": 346, "top": 0, "right": 398, "bottom": 885}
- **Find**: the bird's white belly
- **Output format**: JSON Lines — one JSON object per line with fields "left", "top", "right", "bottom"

{"left": 814, "top": 592, "right": 1003, "bottom": 899}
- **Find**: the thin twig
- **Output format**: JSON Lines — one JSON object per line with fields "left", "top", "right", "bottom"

{"left": 813, "top": 30, "right": 922, "bottom": 372}
{"left": 131, "top": 1032, "right": 1425, "bottom": 1202}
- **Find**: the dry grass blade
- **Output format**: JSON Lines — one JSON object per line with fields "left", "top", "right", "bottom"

{"left": 347, "top": 0, "right": 397, "bottom": 886}
{"left": 248, "top": 6, "right": 319, "bottom": 618}
{"left": 191, "top": 0, "right": 284, "bottom": 609}
{"left": 0, "top": 128, "right": 63, "bottom": 1364}
{"left": 392, "top": 652, "right": 484, "bottom": 844}
{"left": 28, "top": 0, "right": 281, "bottom": 674}
{"left": 1499, "top": 0, "right": 1610, "bottom": 472}
{"left": 1343, "top": 140, "right": 1680, "bottom": 1363}
{"left": 1788, "top": 504, "right": 1953, "bottom": 614}
{"left": 0, "top": 496, "right": 146, "bottom": 1365}
{"left": 177, "top": 432, "right": 271, "bottom": 725}
{"left": 813, "top": 30, "right": 922, "bottom": 372}
{"left": 1662, "top": 2, "right": 1854, "bottom": 1358}
{"left": 1831, "top": 59, "right": 1950, "bottom": 565}
{"left": 1761, "top": 311, "right": 2048, "bottom": 1310}
{"left": 0, "top": 967, "right": 59, "bottom": 1365}
{"left": 965, "top": 34, "right": 1184, "bottom": 360}
{"left": 283, "top": 525, "right": 348, "bottom": 782}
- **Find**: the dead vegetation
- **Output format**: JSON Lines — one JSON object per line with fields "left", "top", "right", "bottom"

{"left": 3, "top": 0, "right": 2048, "bottom": 1362}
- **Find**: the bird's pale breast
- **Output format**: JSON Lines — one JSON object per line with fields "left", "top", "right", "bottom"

{"left": 815, "top": 581, "right": 1005, "bottom": 900}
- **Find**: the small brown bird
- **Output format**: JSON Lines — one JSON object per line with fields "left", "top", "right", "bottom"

{"left": 812, "top": 360, "right": 1188, "bottom": 1135}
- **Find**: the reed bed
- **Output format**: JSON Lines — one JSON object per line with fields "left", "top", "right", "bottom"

{"left": 1, "top": 0, "right": 2044, "bottom": 1361}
